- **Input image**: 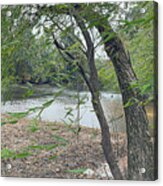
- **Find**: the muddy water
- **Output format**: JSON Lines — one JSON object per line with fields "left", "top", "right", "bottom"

{"left": 1, "top": 86, "right": 154, "bottom": 133}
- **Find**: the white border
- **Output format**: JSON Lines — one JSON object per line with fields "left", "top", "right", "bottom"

{"left": 1, "top": 0, "right": 163, "bottom": 186}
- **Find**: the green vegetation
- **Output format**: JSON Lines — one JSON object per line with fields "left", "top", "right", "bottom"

{"left": 65, "top": 168, "right": 87, "bottom": 174}
{"left": 1, "top": 2, "right": 155, "bottom": 100}
{"left": 1, "top": 148, "right": 32, "bottom": 160}
{"left": 27, "top": 119, "right": 39, "bottom": 132}
{"left": 28, "top": 144, "right": 59, "bottom": 151}
{"left": 52, "top": 135, "right": 69, "bottom": 145}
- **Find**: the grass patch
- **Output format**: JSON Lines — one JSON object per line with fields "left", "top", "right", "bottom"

{"left": 1, "top": 148, "right": 32, "bottom": 159}
{"left": 1, "top": 120, "right": 18, "bottom": 126}
{"left": 27, "top": 119, "right": 39, "bottom": 132}
{"left": 1, "top": 148, "right": 15, "bottom": 159}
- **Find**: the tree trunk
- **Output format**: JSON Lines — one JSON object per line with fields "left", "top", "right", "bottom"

{"left": 96, "top": 23, "right": 155, "bottom": 180}
{"left": 73, "top": 13, "right": 123, "bottom": 180}
{"left": 92, "top": 94, "right": 123, "bottom": 179}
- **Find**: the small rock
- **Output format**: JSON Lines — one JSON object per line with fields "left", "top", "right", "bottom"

{"left": 6, "top": 164, "right": 12, "bottom": 170}
{"left": 55, "top": 168, "right": 60, "bottom": 173}
{"left": 83, "top": 168, "right": 94, "bottom": 176}
{"left": 95, "top": 163, "right": 114, "bottom": 179}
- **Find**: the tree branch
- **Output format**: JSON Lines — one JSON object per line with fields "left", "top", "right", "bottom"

{"left": 52, "top": 34, "right": 93, "bottom": 93}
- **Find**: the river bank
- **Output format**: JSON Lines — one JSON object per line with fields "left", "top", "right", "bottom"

{"left": 1, "top": 115, "right": 127, "bottom": 179}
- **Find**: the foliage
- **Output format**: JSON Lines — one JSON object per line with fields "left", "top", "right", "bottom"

{"left": 1, "top": 3, "right": 155, "bottom": 96}
{"left": 52, "top": 135, "right": 69, "bottom": 145}
{"left": 96, "top": 59, "right": 119, "bottom": 91}
{"left": 1, "top": 111, "right": 29, "bottom": 126}
{"left": 28, "top": 144, "right": 59, "bottom": 150}
{"left": 65, "top": 168, "right": 87, "bottom": 174}
{"left": 27, "top": 119, "right": 39, "bottom": 132}
{"left": 1, "top": 148, "right": 32, "bottom": 160}
{"left": 119, "top": 2, "right": 155, "bottom": 96}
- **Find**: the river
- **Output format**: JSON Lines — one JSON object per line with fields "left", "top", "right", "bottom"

{"left": 1, "top": 85, "right": 154, "bottom": 133}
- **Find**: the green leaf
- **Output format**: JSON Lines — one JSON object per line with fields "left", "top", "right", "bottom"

{"left": 65, "top": 168, "right": 87, "bottom": 174}
{"left": 141, "top": 84, "right": 151, "bottom": 94}
{"left": 1, "top": 120, "right": 18, "bottom": 126}
{"left": 53, "top": 88, "right": 65, "bottom": 99}
{"left": 100, "top": 32, "right": 116, "bottom": 45}
{"left": 120, "top": 16, "right": 154, "bottom": 27}
{"left": 7, "top": 111, "right": 29, "bottom": 119}
{"left": 28, "top": 144, "right": 59, "bottom": 150}
{"left": 66, "top": 42, "right": 80, "bottom": 51}
{"left": 28, "top": 106, "right": 42, "bottom": 113}
{"left": 28, "top": 120, "right": 39, "bottom": 133}
{"left": 64, "top": 107, "right": 73, "bottom": 118}
{"left": 52, "top": 135, "right": 69, "bottom": 144}
{"left": 23, "top": 89, "right": 34, "bottom": 98}
{"left": 48, "top": 155, "right": 58, "bottom": 160}
{"left": 42, "top": 99, "right": 54, "bottom": 107}
{"left": 124, "top": 98, "right": 139, "bottom": 108}
{"left": 129, "top": 81, "right": 139, "bottom": 89}
{"left": 15, "top": 152, "right": 32, "bottom": 159}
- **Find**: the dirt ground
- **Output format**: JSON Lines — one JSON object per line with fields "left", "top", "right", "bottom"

{"left": 1, "top": 115, "right": 127, "bottom": 179}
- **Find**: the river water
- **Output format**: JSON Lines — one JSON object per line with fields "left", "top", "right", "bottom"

{"left": 1, "top": 85, "right": 154, "bottom": 133}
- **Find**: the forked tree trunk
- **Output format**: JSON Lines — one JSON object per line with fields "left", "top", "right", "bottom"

{"left": 54, "top": 4, "right": 155, "bottom": 180}
{"left": 96, "top": 23, "right": 155, "bottom": 180}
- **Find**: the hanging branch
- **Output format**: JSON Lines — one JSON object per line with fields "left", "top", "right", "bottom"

{"left": 49, "top": 15, "right": 86, "bottom": 55}
{"left": 52, "top": 33, "right": 94, "bottom": 94}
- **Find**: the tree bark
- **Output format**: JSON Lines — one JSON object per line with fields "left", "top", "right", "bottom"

{"left": 96, "top": 22, "right": 154, "bottom": 180}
